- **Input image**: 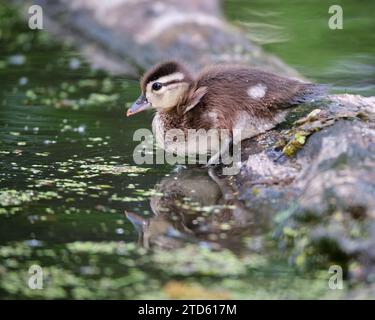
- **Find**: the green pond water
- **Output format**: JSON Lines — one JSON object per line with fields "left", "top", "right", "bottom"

{"left": 0, "top": 0, "right": 373, "bottom": 299}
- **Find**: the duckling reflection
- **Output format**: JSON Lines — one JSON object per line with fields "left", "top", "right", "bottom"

{"left": 125, "top": 167, "right": 270, "bottom": 251}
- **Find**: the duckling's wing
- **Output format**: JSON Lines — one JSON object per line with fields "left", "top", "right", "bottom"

{"left": 183, "top": 86, "right": 208, "bottom": 114}
{"left": 196, "top": 66, "right": 328, "bottom": 113}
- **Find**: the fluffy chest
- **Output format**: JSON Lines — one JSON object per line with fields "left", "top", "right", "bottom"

{"left": 152, "top": 113, "right": 166, "bottom": 149}
{"left": 152, "top": 112, "right": 221, "bottom": 156}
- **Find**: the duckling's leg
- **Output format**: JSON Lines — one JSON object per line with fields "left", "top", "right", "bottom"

{"left": 206, "top": 137, "right": 232, "bottom": 167}
{"left": 206, "top": 150, "right": 221, "bottom": 166}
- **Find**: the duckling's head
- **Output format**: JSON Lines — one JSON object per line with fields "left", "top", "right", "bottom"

{"left": 127, "top": 61, "right": 193, "bottom": 116}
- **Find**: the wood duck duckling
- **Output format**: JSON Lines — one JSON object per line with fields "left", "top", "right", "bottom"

{"left": 127, "top": 61, "right": 326, "bottom": 164}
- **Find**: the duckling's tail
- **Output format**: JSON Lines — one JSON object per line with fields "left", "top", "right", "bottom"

{"left": 292, "top": 83, "right": 331, "bottom": 104}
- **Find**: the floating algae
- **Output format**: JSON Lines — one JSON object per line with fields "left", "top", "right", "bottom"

{"left": 0, "top": 189, "right": 61, "bottom": 207}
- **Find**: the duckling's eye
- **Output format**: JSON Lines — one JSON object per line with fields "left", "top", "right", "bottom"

{"left": 152, "top": 82, "right": 162, "bottom": 91}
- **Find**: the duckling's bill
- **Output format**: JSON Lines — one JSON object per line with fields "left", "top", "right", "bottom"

{"left": 127, "top": 95, "right": 151, "bottom": 116}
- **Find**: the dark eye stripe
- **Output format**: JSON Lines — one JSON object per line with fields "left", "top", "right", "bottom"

{"left": 150, "top": 79, "right": 185, "bottom": 91}
{"left": 160, "top": 79, "right": 184, "bottom": 86}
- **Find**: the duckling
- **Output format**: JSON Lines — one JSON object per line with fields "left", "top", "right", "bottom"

{"left": 127, "top": 61, "right": 325, "bottom": 164}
